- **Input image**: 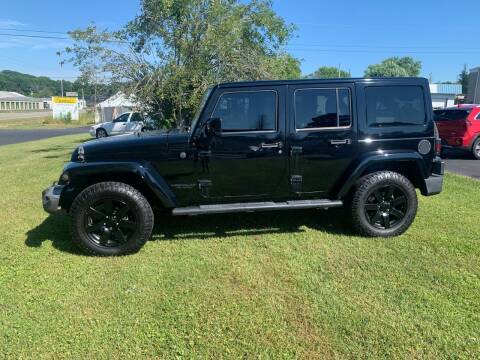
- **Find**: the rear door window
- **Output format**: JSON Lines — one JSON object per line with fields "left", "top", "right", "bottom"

{"left": 365, "top": 86, "right": 426, "bottom": 127}
{"left": 130, "top": 113, "right": 144, "bottom": 122}
{"left": 295, "top": 88, "right": 352, "bottom": 130}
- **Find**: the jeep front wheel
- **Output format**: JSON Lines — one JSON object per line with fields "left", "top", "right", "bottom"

{"left": 351, "top": 171, "right": 417, "bottom": 237}
{"left": 70, "top": 182, "right": 154, "bottom": 256}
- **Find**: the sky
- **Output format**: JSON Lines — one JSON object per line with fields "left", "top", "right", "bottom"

{"left": 0, "top": 0, "right": 479, "bottom": 83}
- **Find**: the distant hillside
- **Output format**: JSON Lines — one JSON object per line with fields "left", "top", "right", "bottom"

{"left": 0, "top": 70, "right": 77, "bottom": 98}
{"left": 0, "top": 70, "right": 118, "bottom": 99}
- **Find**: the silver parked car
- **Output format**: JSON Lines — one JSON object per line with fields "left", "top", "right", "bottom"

{"left": 89, "top": 112, "right": 154, "bottom": 138}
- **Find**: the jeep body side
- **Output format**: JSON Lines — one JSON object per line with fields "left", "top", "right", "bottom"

{"left": 42, "top": 77, "right": 444, "bottom": 256}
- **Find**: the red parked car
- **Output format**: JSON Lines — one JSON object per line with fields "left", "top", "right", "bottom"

{"left": 434, "top": 105, "right": 480, "bottom": 159}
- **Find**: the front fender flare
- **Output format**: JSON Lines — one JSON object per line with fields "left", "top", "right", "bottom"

{"left": 61, "top": 161, "right": 177, "bottom": 208}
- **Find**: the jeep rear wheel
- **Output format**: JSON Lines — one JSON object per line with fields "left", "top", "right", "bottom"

{"left": 70, "top": 182, "right": 154, "bottom": 256}
{"left": 351, "top": 171, "right": 417, "bottom": 237}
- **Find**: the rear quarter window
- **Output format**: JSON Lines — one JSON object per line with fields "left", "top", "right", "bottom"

{"left": 365, "top": 86, "right": 426, "bottom": 127}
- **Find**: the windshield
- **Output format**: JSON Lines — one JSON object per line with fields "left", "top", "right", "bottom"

{"left": 190, "top": 87, "right": 213, "bottom": 132}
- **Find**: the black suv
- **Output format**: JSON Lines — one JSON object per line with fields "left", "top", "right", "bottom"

{"left": 43, "top": 78, "right": 444, "bottom": 256}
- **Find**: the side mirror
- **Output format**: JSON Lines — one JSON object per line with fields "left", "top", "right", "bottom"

{"left": 206, "top": 118, "right": 222, "bottom": 137}
{"left": 190, "top": 118, "right": 221, "bottom": 147}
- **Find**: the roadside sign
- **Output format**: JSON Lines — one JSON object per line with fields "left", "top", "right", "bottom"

{"left": 66, "top": 92, "right": 79, "bottom": 97}
{"left": 52, "top": 96, "right": 79, "bottom": 120}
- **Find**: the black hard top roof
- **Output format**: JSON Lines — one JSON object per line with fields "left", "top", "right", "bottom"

{"left": 216, "top": 77, "right": 428, "bottom": 88}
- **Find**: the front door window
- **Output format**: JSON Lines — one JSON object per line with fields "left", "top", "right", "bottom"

{"left": 112, "top": 113, "right": 130, "bottom": 133}
{"left": 212, "top": 91, "right": 277, "bottom": 132}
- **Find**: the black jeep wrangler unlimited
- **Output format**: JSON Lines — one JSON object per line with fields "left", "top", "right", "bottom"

{"left": 43, "top": 78, "right": 444, "bottom": 256}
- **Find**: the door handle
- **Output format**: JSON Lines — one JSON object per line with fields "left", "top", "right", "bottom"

{"left": 261, "top": 141, "right": 283, "bottom": 149}
{"left": 329, "top": 139, "right": 351, "bottom": 146}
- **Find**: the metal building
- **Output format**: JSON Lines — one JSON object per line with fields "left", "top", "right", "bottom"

{"left": 467, "top": 67, "right": 480, "bottom": 104}
{"left": 429, "top": 83, "right": 462, "bottom": 109}
{"left": 0, "top": 91, "right": 45, "bottom": 111}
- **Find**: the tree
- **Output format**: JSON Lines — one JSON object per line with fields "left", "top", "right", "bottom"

{"left": 0, "top": 70, "right": 76, "bottom": 97}
{"left": 458, "top": 64, "right": 469, "bottom": 94}
{"left": 364, "top": 57, "right": 422, "bottom": 78}
{"left": 67, "top": 0, "right": 301, "bottom": 128}
{"left": 67, "top": 26, "right": 120, "bottom": 109}
{"left": 307, "top": 66, "right": 350, "bottom": 79}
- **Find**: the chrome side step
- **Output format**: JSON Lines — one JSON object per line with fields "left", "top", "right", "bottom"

{"left": 172, "top": 199, "right": 343, "bottom": 216}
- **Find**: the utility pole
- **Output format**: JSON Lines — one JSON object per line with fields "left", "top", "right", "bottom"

{"left": 56, "top": 51, "right": 65, "bottom": 96}
{"left": 93, "top": 75, "right": 98, "bottom": 123}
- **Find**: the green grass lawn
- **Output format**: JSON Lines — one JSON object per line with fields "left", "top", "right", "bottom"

{"left": 0, "top": 111, "right": 94, "bottom": 129}
{"left": 0, "top": 135, "right": 479, "bottom": 359}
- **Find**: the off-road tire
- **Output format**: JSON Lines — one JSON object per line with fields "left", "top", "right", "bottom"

{"left": 351, "top": 171, "right": 417, "bottom": 237}
{"left": 472, "top": 138, "right": 480, "bottom": 160}
{"left": 70, "top": 182, "right": 154, "bottom": 256}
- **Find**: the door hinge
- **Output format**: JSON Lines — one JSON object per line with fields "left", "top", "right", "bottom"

{"left": 290, "top": 175, "right": 302, "bottom": 193}
{"left": 198, "top": 179, "right": 212, "bottom": 198}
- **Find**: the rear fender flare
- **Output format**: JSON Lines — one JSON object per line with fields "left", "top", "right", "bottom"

{"left": 334, "top": 151, "right": 429, "bottom": 199}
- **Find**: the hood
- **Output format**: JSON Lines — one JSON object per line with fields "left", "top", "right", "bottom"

{"left": 73, "top": 131, "right": 190, "bottom": 162}
{"left": 91, "top": 122, "right": 110, "bottom": 128}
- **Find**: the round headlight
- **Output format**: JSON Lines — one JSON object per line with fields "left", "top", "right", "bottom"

{"left": 60, "top": 172, "right": 70, "bottom": 183}
{"left": 77, "top": 146, "right": 85, "bottom": 161}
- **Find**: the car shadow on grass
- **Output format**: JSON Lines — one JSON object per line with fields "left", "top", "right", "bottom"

{"left": 25, "top": 214, "right": 84, "bottom": 255}
{"left": 25, "top": 208, "right": 354, "bottom": 255}
{"left": 152, "top": 208, "right": 354, "bottom": 241}
{"left": 30, "top": 146, "right": 70, "bottom": 153}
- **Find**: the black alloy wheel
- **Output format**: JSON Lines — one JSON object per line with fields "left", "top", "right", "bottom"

{"left": 70, "top": 182, "right": 154, "bottom": 256}
{"left": 351, "top": 171, "right": 417, "bottom": 237}
{"left": 363, "top": 184, "right": 407, "bottom": 230}
{"left": 85, "top": 198, "right": 138, "bottom": 247}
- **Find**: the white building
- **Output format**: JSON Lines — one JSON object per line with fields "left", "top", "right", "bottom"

{"left": 429, "top": 83, "right": 462, "bottom": 109}
{"left": 0, "top": 91, "right": 45, "bottom": 111}
{"left": 96, "top": 92, "right": 139, "bottom": 123}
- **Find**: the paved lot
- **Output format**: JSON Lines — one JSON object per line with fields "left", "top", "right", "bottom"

{"left": 0, "top": 127, "right": 89, "bottom": 146}
{"left": 0, "top": 111, "right": 51, "bottom": 121}
{"left": 443, "top": 150, "right": 480, "bottom": 180}
{"left": 445, "top": 159, "right": 480, "bottom": 179}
